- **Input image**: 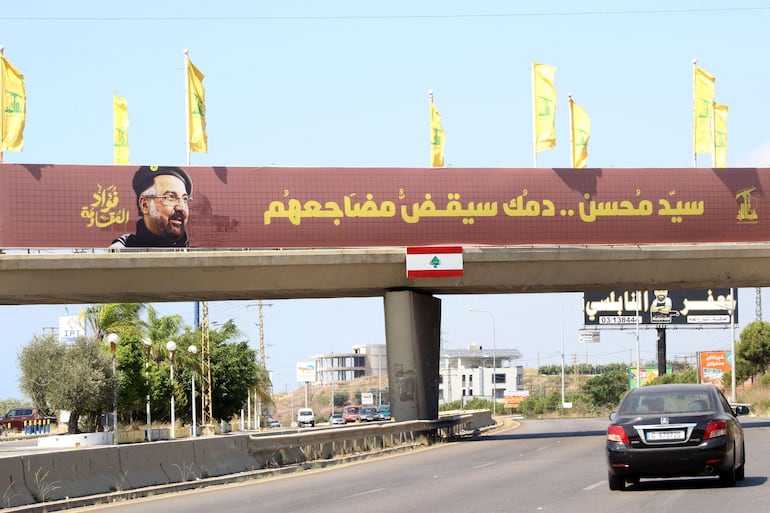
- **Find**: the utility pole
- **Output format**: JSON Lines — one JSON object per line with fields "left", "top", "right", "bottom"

{"left": 200, "top": 301, "right": 213, "bottom": 427}
{"left": 253, "top": 300, "right": 273, "bottom": 427}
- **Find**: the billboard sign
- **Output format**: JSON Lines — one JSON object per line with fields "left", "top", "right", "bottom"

{"left": 504, "top": 391, "right": 530, "bottom": 408}
{"left": 628, "top": 366, "right": 674, "bottom": 389}
{"left": 698, "top": 350, "right": 732, "bottom": 390}
{"left": 584, "top": 289, "right": 737, "bottom": 326}
{"left": 58, "top": 315, "right": 85, "bottom": 344}
{"left": 578, "top": 329, "right": 600, "bottom": 343}
{"left": 1, "top": 165, "right": 770, "bottom": 249}
{"left": 296, "top": 361, "right": 316, "bottom": 383}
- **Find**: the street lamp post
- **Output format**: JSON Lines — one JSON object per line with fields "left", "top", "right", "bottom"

{"left": 166, "top": 341, "right": 177, "bottom": 439}
{"left": 142, "top": 338, "right": 153, "bottom": 442}
{"left": 104, "top": 333, "right": 119, "bottom": 445}
{"left": 468, "top": 309, "right": 496, "bottom": 416}
{"left": 188, "top": 345, "right": 198, "bottom": 437}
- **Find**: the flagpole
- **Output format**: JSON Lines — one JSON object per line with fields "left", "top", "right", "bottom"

{"left": 184, "top": 49, "right": 191, "bottom": 166}
{"left": 531, "top": 63, "right": 537, "bottom": 167}
{"left": 692, "top": 58, "right": 698, "bottom": 168}
{"left": 567, "top": 93, "right": 575, "bottom": 168}
{"left": 0, "top": 45, "right": 5, "bottom": 164}
{"left": 711, "top": 100, "right": 717, "bottom": 168}
{"left": 428, "top": 90, "right": 433, "bottom": 167}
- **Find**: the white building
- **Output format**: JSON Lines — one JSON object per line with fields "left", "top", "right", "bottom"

{"left": 439, "top": 345, "right": 523, "bottom": 405}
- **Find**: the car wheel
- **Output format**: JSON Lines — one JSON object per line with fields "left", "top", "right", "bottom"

{"left": 736, "top": 442, "right": 746, "bottom": 481}
{"left": 608, "top": 472, "right": 625, "bottom": 491}
{"left": 719, "top": 447, "right": 737, "bottom": 486}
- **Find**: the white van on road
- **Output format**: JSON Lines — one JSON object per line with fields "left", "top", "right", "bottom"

{"left": 297, "top": 408, "right": 315, "bottom": 427}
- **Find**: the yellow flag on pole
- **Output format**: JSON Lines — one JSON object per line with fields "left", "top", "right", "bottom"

{"left": 693, "top": 65, "right": 715, "bottom": 154}
{"left": 113, "top": 95, "right": 129, "bottom": 165}
{"left": 429, "top": 96, "right": 445, "bottom": 167}
{"left": 713, "top": 102, "right": 728, "bottom": 168}
{"left": 0, "top": 54, "right": 26, "bottom": 152}
{"left": 185, "top": 54, "right": 208, "bottom": 153}
{"left": 569, "top": 97, "right": 590, "bottom": 168}
{"left": 533, "top": 62, "right": 556, "bottom": 152}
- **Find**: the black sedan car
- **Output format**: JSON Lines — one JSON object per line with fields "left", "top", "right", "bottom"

{"left": 606, "top": 383, "right": 750, "bottom": 490}
{"left": 359, "top": 406, "right": 381, "bottom": 422}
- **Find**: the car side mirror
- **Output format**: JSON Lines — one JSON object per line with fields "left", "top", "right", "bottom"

{"left": 609, "top": 412, "right": 617, "bottom": 421}
{"left": 734, "top": 405, "right": 750, "bottom": 416}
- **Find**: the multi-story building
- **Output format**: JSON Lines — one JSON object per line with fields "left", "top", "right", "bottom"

{"left": 439, "top": 345, "right": 523, "bottom": 405}
{"left": 314, "top": 344, "right": 387, "bottom": 384}
{"left": 312, "top": 343, "right": 523, "bottom": 407}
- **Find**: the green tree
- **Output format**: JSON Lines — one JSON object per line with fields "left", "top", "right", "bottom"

{"left": 53, "top": 337, "right": 116, "bottom": 433}
{"left": 17, "top": 334, "right": 61, "bottom": 415}
{"left": 581, "top": 370, "right": 628, "bottom": 409}
{"left": 648, "top": 369, "right": 697, "bottom": 385}
{"left": 18, "top": 334, "right": 115, "bottom": 433}
{"left": 736, "top": 320, "right": 770, "bottom": 382}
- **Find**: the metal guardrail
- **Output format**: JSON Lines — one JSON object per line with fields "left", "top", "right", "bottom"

{"left": 245, "top": 414, "right": 491, "bottom": 468}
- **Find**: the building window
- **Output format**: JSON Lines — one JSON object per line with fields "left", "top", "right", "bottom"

{"left": 494, "top": 373, "right": 506, "bottom": 384}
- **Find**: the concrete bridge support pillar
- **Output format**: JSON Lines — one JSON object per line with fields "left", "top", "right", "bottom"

{"left": 383, "top": 290, "right": 441, "bottom": 422}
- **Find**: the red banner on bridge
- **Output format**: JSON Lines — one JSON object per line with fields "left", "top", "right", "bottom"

{"left": 0, "top": 164, "right": 767, "bottom": 249}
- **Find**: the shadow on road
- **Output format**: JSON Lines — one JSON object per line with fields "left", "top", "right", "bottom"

{"left": 623, "top": 475, "right": 767, "bottom": 491}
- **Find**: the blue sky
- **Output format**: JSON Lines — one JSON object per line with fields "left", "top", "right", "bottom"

{"left": 2, "top": 1, "right": 770, "bottom": 399}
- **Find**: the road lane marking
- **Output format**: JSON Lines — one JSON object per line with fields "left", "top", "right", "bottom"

{"left": 340, "top": 488, "right": 386, "bottom": 499}
{"left": 582, "top": 481, "right": 605, "bottom": 491}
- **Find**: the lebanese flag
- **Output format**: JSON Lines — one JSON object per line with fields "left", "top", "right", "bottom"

{"left": 406, "top": 246, "right": 463, "bottom": 278}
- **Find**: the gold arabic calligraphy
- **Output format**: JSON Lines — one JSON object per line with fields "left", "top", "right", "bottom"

{"left": 80, "top": 184, "right": 130, "bottom": 228}
{"left": 264, "top": 190, "right": 706, "bottom": 226}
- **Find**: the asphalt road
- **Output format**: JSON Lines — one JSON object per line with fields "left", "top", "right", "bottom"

{"left": 46, "top": 416, "right": 770, "bottom": 513}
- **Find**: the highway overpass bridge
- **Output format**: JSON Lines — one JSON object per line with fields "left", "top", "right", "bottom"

{"left": 4, "top": 163, "right": 770, "bottom": 421}
{"left": 2, "top": 243, "right": 769, "bottom": 422}
{"left": 2, "top": 244, "right": 770, "bottom": 304}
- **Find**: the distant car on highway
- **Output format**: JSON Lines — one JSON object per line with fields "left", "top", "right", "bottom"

{"left": 342, "top": 405, "right": 360, "bottom": 423}
{"left": 359, "top": 406, "right": 381, "bottom": 422}
{"left": 297, "top": 408, "right": 315, "bottom": 427}
{"left": 268, "top": 418, "right": 281, "bottom": 428}
{"left": 330, "top": 413, "right": 345, "bottom": 425}
{"left": 378, "top": 404, "right": 391, "bottom": 420}
{"left": 606, "top": 383, "right": 749, "bottom": 490}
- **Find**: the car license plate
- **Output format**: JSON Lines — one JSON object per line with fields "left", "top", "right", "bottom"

{"left": 647, "top": 430, "right": 685, "bottom": 441}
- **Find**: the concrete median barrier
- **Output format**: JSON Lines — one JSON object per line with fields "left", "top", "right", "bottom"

{"left": 192, "top": 434, "right": 258, "bottom": 477}
{"left": 0, "top": 457, "right": 36, "bottom": 508}
{"left": 21, "top": 446, "right": 120, "bottom": 502}
{"left": 118, "top": 438, "right": 201, "bottom": 490}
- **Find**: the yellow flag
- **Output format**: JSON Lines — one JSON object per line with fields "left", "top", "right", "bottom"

{"left": 533, "top": 62, "right": 556, "bottom": 152}
{"left": 693, "top": 65, "right": 715, "bottom": 154}
{"left": 186, "top": 54, "right": 208, "bottom": 153}
{"left": 430, "top": 98, "right": 445, "bottom": 167}
{"left": 713, "top": 102, "right": 728, "bottom": 168}
{"left": 0, "top": 54, "right": 26, "bottom": 152}
{"left": 570, "top": 98, "right": 590, "bottom": 168}
{"left": 113, "top": 95, "right": 129, "bottom": 164}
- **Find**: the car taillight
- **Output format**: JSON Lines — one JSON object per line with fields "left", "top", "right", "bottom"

{"left": 607, "top": 425, "right": 629, "bottom": 443}
{"left": 704, "top": 420, "right": 727, "bottom": 439}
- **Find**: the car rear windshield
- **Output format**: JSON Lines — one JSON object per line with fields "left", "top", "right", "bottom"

{"left": 620, "top": 392, "right": 713, "bottom": 415}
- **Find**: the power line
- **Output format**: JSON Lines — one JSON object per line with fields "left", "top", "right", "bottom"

{"left": 4, "top": 7, "right": 769, "bottom": 22}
